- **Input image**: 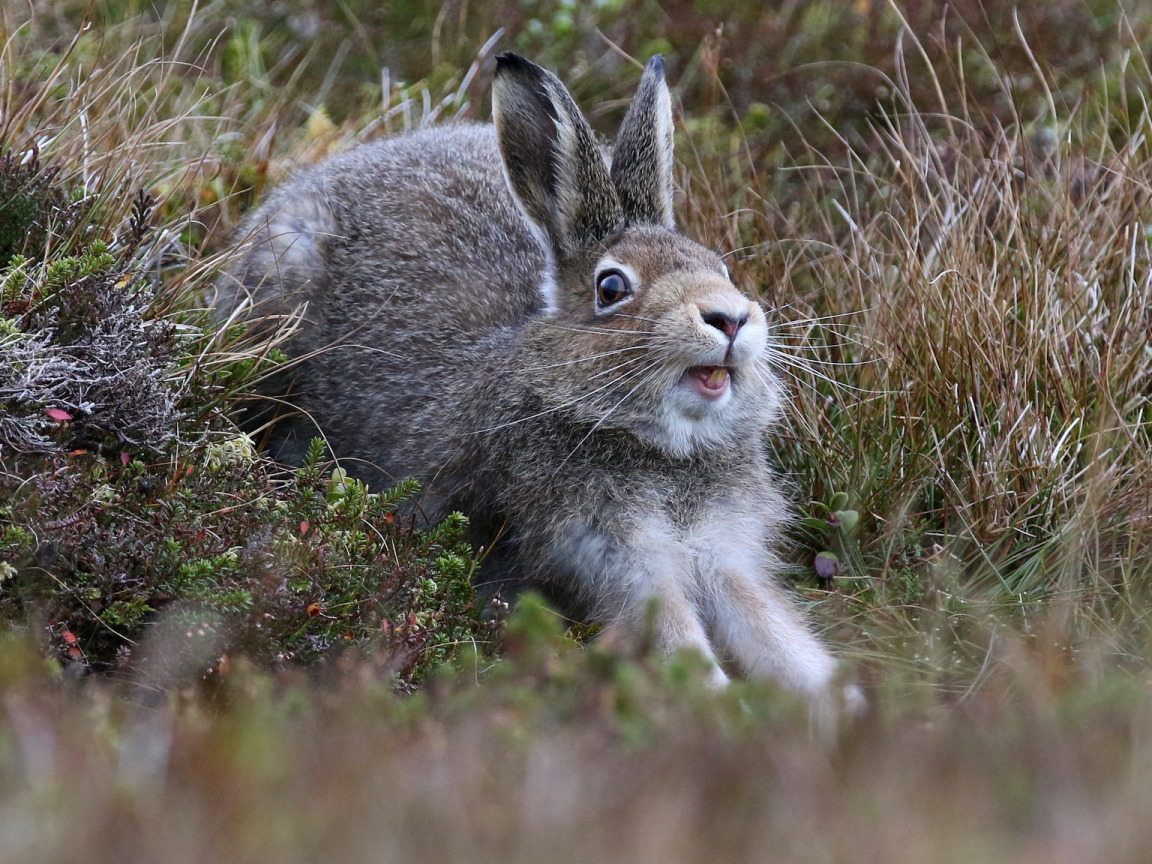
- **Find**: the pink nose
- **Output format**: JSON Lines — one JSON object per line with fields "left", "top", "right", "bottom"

{"left": 702, "top": 311, "right": 747, "bottom": 342}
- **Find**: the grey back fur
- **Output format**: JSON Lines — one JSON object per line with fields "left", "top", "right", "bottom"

{"left": 218, "top": 54, "right": 859, "bottom": 714}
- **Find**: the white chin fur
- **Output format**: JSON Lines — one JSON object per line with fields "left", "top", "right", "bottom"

{"left": 654, "top": 384, "right": 744, "bottom": 457}
{"left": 643, "top": 363, "right": 783, "bottom": 458}
{"left": 673, "top": 378, "right": 733, "bottom": 416}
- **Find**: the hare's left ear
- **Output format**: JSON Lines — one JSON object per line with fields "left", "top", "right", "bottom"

{"left": 611, "top": 56, "right": 675, "bottom": 229}
{"left": 492, "top": 53, "right": 623, "bottom": 261}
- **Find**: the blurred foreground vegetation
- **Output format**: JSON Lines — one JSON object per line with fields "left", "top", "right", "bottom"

{"left": 4, "top": 0, "right": 1152, "bottom": 860}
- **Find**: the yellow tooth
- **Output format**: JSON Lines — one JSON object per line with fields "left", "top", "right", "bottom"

{"left": 707, "top": 368, "right": 729, "bottom": 387}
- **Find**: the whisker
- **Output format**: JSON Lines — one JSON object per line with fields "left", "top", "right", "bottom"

{"left": 473, "top": 362, "right": 656, "bottom": 433}
{"left": 763, "top": 352, "right": 888, "bottom": 396}
{"left": 767, "top": 324, "right": 870, "bottom": 346}
{"left": 767, "top": 343, "right": 869, "bottom": 355}
{"left": 554, "top": 361, "right": 665, "bottom": 475}
{"left": 764, "top": 344, "right": 876, "bottom": 367}
{"left": 770, "top": 331, "right": 871, "bottom": 353}
{"left": 609, "top": 312, "right": 663, "bottom": 325}
{"left": 769, "top": 301, "right": 875, "bottom": 324}
{"left": 587, "top": 354, "right": 659, "bottom": 381}
{"left": 770, "top": 362, "right": 879, "bottom": 394}
{"left": 538, "top": 323, "right": 653, "bottom": 337}
{"left": 751, "top": 362, "right": 840, "bottom": 416}
{"left": 751, "top": 363, "right": 823, "bottom": 439}
{"left": 536, "top": 344, "right": 656, "bottom": 369}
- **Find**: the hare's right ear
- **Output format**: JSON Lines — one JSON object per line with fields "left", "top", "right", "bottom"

{"left": 611, "top": 56, "right": 675, "bottom": 229}
{"left": 493, "top": 53, "right": 623, "bottom": 261}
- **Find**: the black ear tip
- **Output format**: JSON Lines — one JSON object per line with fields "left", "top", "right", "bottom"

{"left": 645, "top": 54, "right": 665, "bottom": 78}
{"left": 495, "top": 52, "right": 532, "bottom": 75}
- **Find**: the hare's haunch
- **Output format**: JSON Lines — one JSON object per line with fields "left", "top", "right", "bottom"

{"left": 220, "top": 53, "right": 858, "bottom": 710}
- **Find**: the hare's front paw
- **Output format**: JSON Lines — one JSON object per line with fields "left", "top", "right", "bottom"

{"left": 842, "top": 682, "right": 867, "bottom": 717}
{"left": 703, "top": 662, "right": 731, "bottom": 690}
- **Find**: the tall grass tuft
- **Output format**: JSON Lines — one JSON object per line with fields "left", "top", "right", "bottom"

{"left": 669, "top": 11, "right": 1152, "bottom": 697}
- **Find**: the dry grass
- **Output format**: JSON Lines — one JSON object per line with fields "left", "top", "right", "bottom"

{"left": 728, "top": 16, "right": 1152, "bottom": 696}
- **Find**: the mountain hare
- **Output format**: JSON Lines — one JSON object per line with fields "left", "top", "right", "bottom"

{"left": 220, "top": 53, "right": 858, "bottom": 708}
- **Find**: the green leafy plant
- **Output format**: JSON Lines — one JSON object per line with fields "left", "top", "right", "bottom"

{"left": 800, "top": 491, "right": 860, "bottom": 583}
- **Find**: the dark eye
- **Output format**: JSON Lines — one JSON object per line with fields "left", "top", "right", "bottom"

{"left": 596, "top": 270, "right": 631, "bottom": 307}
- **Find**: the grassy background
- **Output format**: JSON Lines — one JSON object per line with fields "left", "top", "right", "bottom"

{"left": 4, "top": 0, "right": 1152, "bottom": 860}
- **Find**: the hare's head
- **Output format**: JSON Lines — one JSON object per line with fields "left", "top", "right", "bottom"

{"left": 493, "top": 54, "right": 781, "bottom": 458}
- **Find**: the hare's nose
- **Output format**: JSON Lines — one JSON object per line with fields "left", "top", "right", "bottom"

{"left": 702, "top": 310, "right": 747, "bottom": 342}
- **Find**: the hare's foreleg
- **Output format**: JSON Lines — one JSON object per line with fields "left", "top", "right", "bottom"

{"left": 555, "top": 522, "right": 729, "bottom": 686}
{"left": 706, "top": 564, "right": 840, "bottom": 697}
{"left": 610, "top": 577, "right": 730, "bottom": 688}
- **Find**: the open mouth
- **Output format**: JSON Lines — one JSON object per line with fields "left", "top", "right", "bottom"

{"left": 681, "top": 365, "right": 731, "bottom": 400}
